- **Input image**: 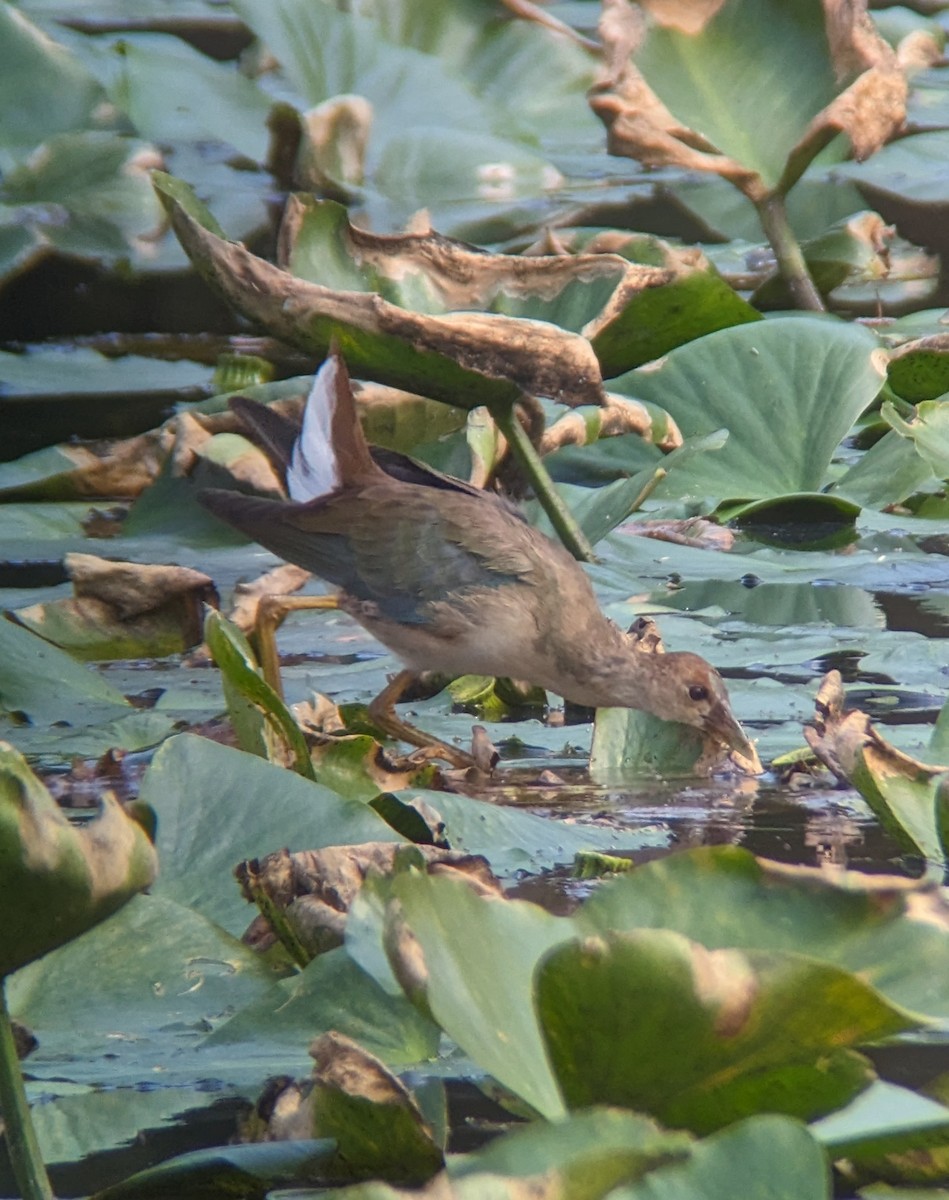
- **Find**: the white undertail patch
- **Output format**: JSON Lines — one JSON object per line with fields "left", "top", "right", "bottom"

{"left": 287, "top": 359, "right": 340, "bottom": 502}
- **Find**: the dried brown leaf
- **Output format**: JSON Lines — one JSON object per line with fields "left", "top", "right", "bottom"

{"left": 594, "top": 0, "right": 907, "bottom": 202}
{"left": 620, "top": 517, "right": 735, "bottom": 551}
{"left": 539, "top": 393, "right": 681, "bottom": 455}
{"left": 589, "top": 66, "right": 767, "bottom": 200}
{"left": 640, "top": 0, "right": 727, "bottom": 35}
{"left": 158, "top": 188, "right": 611, "bottom": 409}
{"left": 295, "top": 95, "right": 372, "bottom": 201}
{"left": 310, "top": 1031, "right": 418, "bottom": 1108}
{"left": 66, "top": 553, "right": 215, "bottom": 619}
{"left": 235, "top": 843, "right": 500, "bottom": 959}
{"left": 805, "top": 669, "right": 947, "bottom": 785}
{"left": 228, "top": 564, "right": 312, "bottom": 635}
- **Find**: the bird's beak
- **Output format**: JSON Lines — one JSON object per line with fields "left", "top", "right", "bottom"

{"left": 704, "top": 700, "right": 760, "bottom": 768}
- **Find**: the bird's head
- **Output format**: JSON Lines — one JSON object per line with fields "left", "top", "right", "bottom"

{"left": 646, "top": 651, "right": 755, "bottom": 759}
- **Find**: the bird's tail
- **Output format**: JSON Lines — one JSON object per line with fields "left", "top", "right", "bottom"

{"left": 284, "top": 353, "right": 379, "bottom": 502}
{"left": 227, "top": 352, "right": 379, "bottom": 504}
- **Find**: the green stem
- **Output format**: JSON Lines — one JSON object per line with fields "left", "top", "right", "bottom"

{"left": 493, "top": 403, "right": 596, "bottom": 563}
{"left": 756, "top": 194, "right": 825, "bottom": 313}
{"left": 0, "top": 982, "right": 53, "bottom": 1200}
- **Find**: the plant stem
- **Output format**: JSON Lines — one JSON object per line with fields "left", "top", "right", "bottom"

{"left": 0, "top": 982, "right": 53, "bottom": 1200}
{"left": 493, "top": 402, "right": 596, "bottom": 563}
{"left": 756, "top": 194, "right": 825, "bottom": 313}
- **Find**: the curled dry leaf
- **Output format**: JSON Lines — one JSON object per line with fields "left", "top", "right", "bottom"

{"left": 280, "top": 192, "right": 667, "bottom": 320}
{"left": 156, "top": 176, "right": 608, "bottom": 411}
{"left": 0, "top": 432, "right": 167, "bottom": 503}
{"left": 804, "top": 669, "right": 949, "bottom": 861}
{"left": 228, "top": 563, "right": 312, "bottom": 636}
{"left": 309, "top": 1032, "right": 444, "bottom": 1184}
{"left": 539, "top": 394, "right": 681, "bottom": 455}
{"left": 0, "top": 741, "right": 157, "bottom": 977}
{"left": 621, "top": 517, "right": 735, "bottom": 551}
{"left": 66, "top": 553, "right": 214, "bottom": 620}
{"left": 235, "top": 842, "right": 500, "bottom": 960}
{"left": 295, "top": 95, "right": 372, "bottom": 201}
{"left": 592, "top": 0, "right": 907, "bottom": 202}
{"left": 13, "top": 553, "right": 218, "bottom": 659}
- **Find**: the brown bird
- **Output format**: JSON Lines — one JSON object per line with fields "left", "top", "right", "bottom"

{"left": 200, "top": 354, "right": 756, "bottom": 769}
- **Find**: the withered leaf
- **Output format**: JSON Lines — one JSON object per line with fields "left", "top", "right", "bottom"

{"left": 235, "top": 843, "right": 500, "bottom": 960}
{"left": 13, "top": 553, "right": 217, "bottom": 659}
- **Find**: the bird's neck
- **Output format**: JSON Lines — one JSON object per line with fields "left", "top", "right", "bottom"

{"left": 541, "top": 613, "right": 669, "bottom": 712}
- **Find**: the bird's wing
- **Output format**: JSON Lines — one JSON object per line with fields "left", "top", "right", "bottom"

{"left": 200, "top": 482, "right": 546, "bottom": 626}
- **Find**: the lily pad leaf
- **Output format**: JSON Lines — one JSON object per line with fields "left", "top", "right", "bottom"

{"left": 0, "top": 742, "right": 157, "bottom": 977}
{"left": 138, "top": 734, "right": 403, "bottom": 934}
{"left": 616, "top": 1115, "right": 830, "bottom": 1200}
{"left": 0, "top": 616, "right": 129, "bottom": 726}
{"left": 91, "top": 1139, "right": 337, "bottom": 1200}
{"left": 281, "top": 194, "right": 759, "bottom": 378}
{"left": 536, "top": 928, "right": 917, "bottom": 1134}
{"left": 724, "top": 492, "right": 861, "bottom": 527}
{"left": 833, "top": 427, "right": 936, "bottom": 511}
{"left": 154, "top": 172, "right": 604, "bottom": 413}
{"left": 590, "top": 706, "right": 714, "bottom": 780}
{"left": 804, "top": 670, "right": 949, "bottom": 865}
{"left": 14, "top": 554, "right": 215, "bottom": 661}
{"left": 448, "top": 1106, "right": 692, "bottom": 1192}
{"left": 307, "top": 1031, "right": 444, "bottom": 1185}
{"left": 610, "top": 317, "right": 885, "bottom": 510}
{"left": 591, "top": 0, "right": 905, "bottom": 200}
{"left": 204, "top": 609, "right": 316, "bottom": 779}
{"left": 390, "top": 869, "right": 569, "bottom": 1120}
{"left": 887, "top": 334, "right": 949, "bottom": 403}
{"left": 578, "top": 845, "right": 949, "bottom": 1023}
{"left": 205, "top": 943, "right": 440, "bottom": 1069}
{"left": 883, "top": 399, "right": 949, "bottom": 479}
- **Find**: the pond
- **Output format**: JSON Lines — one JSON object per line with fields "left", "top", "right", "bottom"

{"left": 5, "top": 1, "right": 949, "bottom": 1198}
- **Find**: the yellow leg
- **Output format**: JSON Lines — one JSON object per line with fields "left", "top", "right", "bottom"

{"left": 252, "top": 593, "right": 340, "bottom": 698}
{"left": 254, "top": 599, "right": 482, "bottom": 770}
{"left": 369, "top": 669, "right": 477, "bottom": 769}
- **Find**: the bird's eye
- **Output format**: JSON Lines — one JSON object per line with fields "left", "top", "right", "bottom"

{"left": 688, "top": 685, "right": 709, "bottom": 702}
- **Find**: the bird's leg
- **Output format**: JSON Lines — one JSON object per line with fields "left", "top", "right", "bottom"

{"left": 253, "top": 593, "right": 339, "bottom": 698}
{"left": 369, "top": 669, "right": 477, "bottom": 770}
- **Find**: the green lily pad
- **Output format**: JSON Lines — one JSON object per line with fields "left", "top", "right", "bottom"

{"left": 138, "top": 734, "right": 404, "bottom": 934}
{"left": 0, "top": 742, "right": 156, "bottom": 977}
{"left": 92, "top": 1139, "right": 336, "bottom": 1200}
{"left": 536, "top": 928, "right": 915, "bottom": 1133}
{"left": 887, "top": 337, "right": 949, "bottom": 403}
{"left": 205, "top": 946, "right": 440, "bottom": 1069}
{"left": 392, "top": 869, "right": 569, "bottom": 1120}
{"left": 611, "top": 318, "right": 885, "bottom": 509}
{"left": 107, "top": 34, "right": 273, "bottom": 165}
{"left": 0, "top": 616, "right": 129, "bottom": 725}
{"left": 839, "top": 130, "right": 949, "bottom": 210}
{"left": 448, "top": 1106, "right": 692, "bottom": 1191}
{"left": 834, "top": 428, "right": 936, "bottom": 510}
{"left": 0, "top": 3, "right": 103, "bottom": 154}
{"left": 578, "top": 846, "right": 949, "bottom": 1022}
{"left": 7, "top": 894, "right": 277, "bottom": 1089}
{"left": 630, "top": 0, "right": 850, "bottom": 192}
{"left": 883, "top": 399, "right": 949, "bottom": 479}
{"left": 589, "top": 707, "right": 709, "bottom": 780}
{"left": 617, "top": 1115, "right": 830, "bottom": 1200}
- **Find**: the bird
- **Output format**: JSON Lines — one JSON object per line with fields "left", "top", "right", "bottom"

{"left": 200, "top": 353, "right": 757, "bottom": 770}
